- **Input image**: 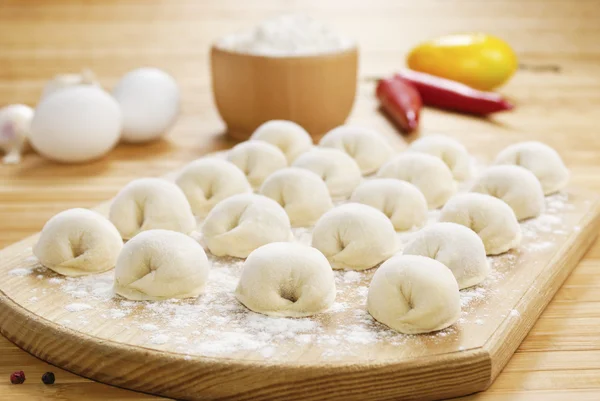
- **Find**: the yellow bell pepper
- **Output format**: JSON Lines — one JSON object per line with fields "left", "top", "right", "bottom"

{"left": 407, "top": 33, "right": 518, "bottom": 91}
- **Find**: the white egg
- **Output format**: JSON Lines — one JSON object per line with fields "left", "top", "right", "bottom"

{"left": 112, "top": 67, "right": 180, "bottom": 143}
{"left": 30, "top": 85, "right": 122, "bottom": 163}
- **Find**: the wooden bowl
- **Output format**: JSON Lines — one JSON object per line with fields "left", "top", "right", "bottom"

{"left": 210, "top": 45, "right": 359, "bottom": 140}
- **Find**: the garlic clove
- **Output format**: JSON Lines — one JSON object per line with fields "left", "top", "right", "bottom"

{"left": 0, "top": 104, "right": 34, "bottom": 165}
{"left": 40, "top": 69, "right": 99, "bottom": 101}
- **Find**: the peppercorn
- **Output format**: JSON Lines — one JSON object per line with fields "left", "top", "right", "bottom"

{"left": 10, "top": 371, "right": 26, "bottom": 384}
{"left": 41, "top": 372, "right": 55, "bottom": 385}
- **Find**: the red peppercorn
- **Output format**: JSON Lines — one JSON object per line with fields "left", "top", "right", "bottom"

{"left": 10, "top": 371, "right": 26, "bottom": 384}
{"left": 41, "top": 372, "right": 55, "bottom": 385}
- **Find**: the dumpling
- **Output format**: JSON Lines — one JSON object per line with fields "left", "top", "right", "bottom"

{"left": 226, "top": 141, "right": 287, "bottom": 188}
{"left": 377, "top": 153, "right": 456, "bottom": 209}
{"left": 235, "top": 242, "right": 336, "bottom": 317}
{"left": 471, "top": 165, "right": 544, "bottom": 221}
{"left": 319, "top": 125, "right": 394, "bottom": 174}
{"left": 311, "top": 203, "right": 398, "bottom": 270}
{"left": 367, "top": 255, "right": 461, "bottom": 334}
{"left": 175, "top": 158, "right": 252, "bottom": 217}
{"left": 114, "top": 229, "right": 209, "bottom": 301}
{"left": 494, "top": 141, "right": 569, "bottom": 195}
{"left": 350, "top": 178, "right": 428, "bottom": 231}
{"left": 403, "top": 222, "right": 489, "bottom": 289}
{"left": 201, "top": 193, "right": 292, "bottom": 258}
{"left": 250, "top": 120, "right": 313, "bottom": 163}
{"left": 259, "top": 167, "right": 333, "bottom": 226}
{"left": 292, "top": 148, "right": 362, "bottom": 200}
{"left": 439, "top": 193, "right": 521, "bottom": 255}
{"left": 408, "top": 134, "right": 471, "bottom": 180}
{"left": 33, "top": 208, "right": 123, "bottom": 277}
{"left": 109, "top": 178, "right": 196, "bottom": 240}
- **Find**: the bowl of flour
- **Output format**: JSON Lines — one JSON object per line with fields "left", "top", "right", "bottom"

{"left": 211, "top": 15, "right": 358, "bottom": 140}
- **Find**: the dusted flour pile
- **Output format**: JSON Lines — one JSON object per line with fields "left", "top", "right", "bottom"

{"left": 216, "top": 14, "right": 354, "bottom": 56}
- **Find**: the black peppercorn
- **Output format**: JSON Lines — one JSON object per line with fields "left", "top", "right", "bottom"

{"left": 41, "top": 372, "right": 55, "bottom": 385}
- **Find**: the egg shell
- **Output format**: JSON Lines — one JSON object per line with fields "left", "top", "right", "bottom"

{"left": 30, "top": 85, "right": 122, "bottom": 163}
{"left": 112, "top": 67, "right": 180, "bottom": 143}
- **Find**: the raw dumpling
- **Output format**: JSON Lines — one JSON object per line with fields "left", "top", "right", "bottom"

{"left": 312, "top": 203, "right": 398, "bottom": 270}
{"left": 109, "top": 178, "right": 196, "bottom": 240}
{"left": 259, "top": 167, "right": 333, "bottom": 226}
{"left": 403, "top": 222, "right": 489, "bottom": 289}
{"left": 367, "top": 255, "right": 461, "bottom": 334}
{"left": 250, "top": 120, "right": 313, "bottom": 163}
{"left": 494, "top": 141, "right": 569, "bottom": 195}
{"left": 350, "top": 178, "right": 428, "bottom": 231}
{"left": 201, "top": 193, "right": 292, "bottom": 258}
{"left": 227, "top": 141, "right": 287, "bottom": 188}
{"left": 33, "top": 208, "right": 123, "bottom": 277}
{"left": 471, "top": 165, "right": 544, "bottom": 221}
{"left": 292, "top": 148, "right": 362, "bottom": 200}
{"left": 319, "top": 125, "right": 394, "bottom": 174}
{"left": 114, "top": 229, "right": 209, "bottom": 301}
{"left": 439, "top": 193, "right": 521, "bottom": 255}
{"left": 408, "top": 134, "right": 471, "bottom": 180}
{"left": 377, "top": 153, "right": 456, "bottom": 209}
{"left": 235, "top": 242, "right": 336, "bottom": 317}
{"left": 175, "top": 158, "right": 252, "bottom": 217}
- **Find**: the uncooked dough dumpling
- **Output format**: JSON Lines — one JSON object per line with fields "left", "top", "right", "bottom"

{"left": 109, "top": 178, "right": 196, "bottom": 240}
{"left": 235, "top": 242, "right": 336, "bottom": 317}
{"left": 494, "top": 141, "right": 569, "bottom": 195}
{"left": 259, "top": 167, "right": 333, "bottom": 226}
{"left": 312, "top": 203, "right": 397, "bottom": 270}
{"left": 201, "top": 193, "right": 292, "bottom": 258}
{"left": 367, "top": 255, "right": 461, "bottom": 334}
{"left": 319, "top": 125, "right": 394, "bottom": 174}
{"left": 439, "top": 193, "right": 521, "bottom": 255}
{"left": 175, "top": 158, "right": 251, "bottom": 217}
{"left": 403, "top": 222, "right": 489, "bottom": 289}
{"left": 292, "top": 148, "right": 362, "bottom": 200}
{"left": 408, "top": 134, "right": 472, "bottom": 180}
{"left": 471, "top": 165, "right": 544, "bottom": 221}
{"left": 114, "top": 229, "right": 209, "bottom": 301}
{"left": 377, "top": 153, "right": 456, "bottom": 209}
{"left": 350, "top": 179, "right": 428, "bottom": 231}
{"left": 33, "top": 208, "right": 123, "bottom": 277}
{"left": 250, "top": 120, "right": 313, "bottom": 163}
{"left": 226, "top": 141, "right": 287, "bottom": 188}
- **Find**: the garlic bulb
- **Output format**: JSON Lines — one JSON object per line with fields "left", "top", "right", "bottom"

{"left": 0, "top": 104, "right": 34, "bottom": 164}
{"left": 30, "top": 85, "right": 122, "bottom": 163}
{"left": 41, "top": 69, "right": 98, "bottom": 100}
{"left": 112, "top": 67, "right": 180, "bottom": 143}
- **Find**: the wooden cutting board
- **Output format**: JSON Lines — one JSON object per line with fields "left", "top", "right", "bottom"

{"left": 0, "top": 179, "right": 598, "bottom": 400}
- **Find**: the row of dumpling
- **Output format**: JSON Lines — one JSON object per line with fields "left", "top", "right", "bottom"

{"left": 31, "top": 120, "right": 569, "bottom": 335}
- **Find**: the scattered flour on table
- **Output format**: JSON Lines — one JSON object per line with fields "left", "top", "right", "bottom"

{"left": 64, "top": 303, "right": 93, "bottom": 312}
{"left": 8, "top": 267, "right": 33, "bottom": 276}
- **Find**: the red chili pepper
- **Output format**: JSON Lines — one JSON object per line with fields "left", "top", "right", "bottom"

{"left": 394, "top": 69, "right": 514, "bottom": 115}
{"left": 376, "top": 77, "right": 422, "bottom": 133}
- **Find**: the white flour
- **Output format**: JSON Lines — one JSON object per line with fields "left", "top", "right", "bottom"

{"left": 216, "top": 14, "right": 354, "bottom": 56}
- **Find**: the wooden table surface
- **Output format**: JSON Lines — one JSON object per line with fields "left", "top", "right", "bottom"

{"left": 1, "top": 0, "right": 600, "bottom": 399}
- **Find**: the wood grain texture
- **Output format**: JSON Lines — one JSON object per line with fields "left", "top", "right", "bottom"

{"left": 2, "top": 0, "right": 600, "bottom": 400}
